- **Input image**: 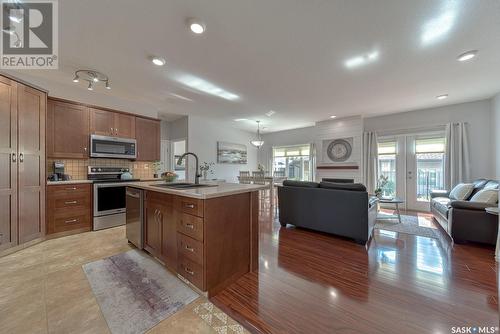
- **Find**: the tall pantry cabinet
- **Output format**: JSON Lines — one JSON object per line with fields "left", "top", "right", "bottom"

{"left": 0, "top": 75, "right": 46, "bottom": 252}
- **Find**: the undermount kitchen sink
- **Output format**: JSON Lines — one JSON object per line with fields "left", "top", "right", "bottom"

{"left": 151, "top": 183, "right": 218, "bottom": 189}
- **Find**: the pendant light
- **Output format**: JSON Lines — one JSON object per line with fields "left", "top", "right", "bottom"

{"left": 250, "top": 121, "right": 265, "bottom": 148}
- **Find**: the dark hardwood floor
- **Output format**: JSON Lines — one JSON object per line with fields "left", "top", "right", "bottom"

{"left": 211, "top": 206, "right": 499, "bottom": 334}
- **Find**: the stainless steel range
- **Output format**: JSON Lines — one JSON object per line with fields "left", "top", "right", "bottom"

{"left": 88, "top": 166, "right": 139, "bottom": 231}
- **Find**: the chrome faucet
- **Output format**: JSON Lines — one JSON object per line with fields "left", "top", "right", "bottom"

{"left": 177, "top": 152, "right": 201, "bottom": 185}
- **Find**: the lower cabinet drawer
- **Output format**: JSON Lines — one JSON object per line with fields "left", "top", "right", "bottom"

{"left": 52, "top": 194, "right": 90, "bottom": 211}
{"left": 178, "top": 256, "right": 204, "bottom": 289}
{"left": 177, "top": 213, "right": 203, "bottom": 241}
{"left": 49, "top": 211, "right": 91, "bottom": 234}
{"left": 177, "top": 233, "right": 204, "bottom": 265}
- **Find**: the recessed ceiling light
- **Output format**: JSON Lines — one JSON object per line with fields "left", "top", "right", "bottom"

{"left": 457, "top": 50, "right": 478, "bottom": 62}
{"left": 151, "top": 57, "right": 166, "bottom": 66}
{"left": 265, "top": 110, "right": 276, "bottom": 117}
{"left": 187, "top": 18, "right": 205, "bottom": 34}
{"left": 436, "top": 94, "right": 448, "bottom": 100}
{"left": 330, "top": 115, "right": 337, "bottom": 119}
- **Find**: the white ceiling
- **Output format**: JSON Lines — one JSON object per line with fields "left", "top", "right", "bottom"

{"left": 6, "top": 0, "right": 500, "bottom": 133}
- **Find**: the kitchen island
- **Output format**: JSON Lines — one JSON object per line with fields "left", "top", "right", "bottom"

{"left": 126, "top": 181, "right": 265, "bottom": 297}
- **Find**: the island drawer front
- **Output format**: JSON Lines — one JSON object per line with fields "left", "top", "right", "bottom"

{"left": 177, "top": 213, "right": 203, "bottom": 241}
{"left": 147, "top": 191, "right": 173, "bottom": 204}
{"left": 50, "top": 211, "right": 91, "bottom": 233}
{"left": 177, "top": 233, "right": 204, "bottom": 264}
{"left": 178, "top": 256, "right": 204, "bottom": 289}
{"left": 176, "top": 197, "right": 204, "bottom": 217}
{"left": 48, "top": 183, "right": 90, "bottom": 195}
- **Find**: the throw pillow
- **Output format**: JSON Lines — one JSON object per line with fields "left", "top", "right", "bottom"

{"left": 449, "top": 183, "right": 474, "bottom": 200}
{"left": 470, "top": 189, "right": 498, "bottom": 204}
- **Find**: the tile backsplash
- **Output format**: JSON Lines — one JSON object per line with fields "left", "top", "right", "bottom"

{"left": 46, "top": 158, "right": 158, "bottom": 180}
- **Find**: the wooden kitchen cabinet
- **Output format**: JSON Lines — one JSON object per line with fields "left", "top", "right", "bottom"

{"left": 0, "top": 75, "right": 46, "bottom": 252}
{"left": 90, "top": 108, "right": 136, "bottom": 138}
{"left": 0, "top": 76, "right": 19, "bottom": 252}
{"left": 47, "top": 99, "right": 89, "bottom": 159}
{"left": 145, "top": 191, "right": 177, "bottom": 269}
{"left": 90, "top": 108, "right": 114, "bottom": 136}
{"left": 135, "top": 117, "right": 160, "bottom": 161}
{"left": 46, "top": 183, "right": 92, "bottom": 235}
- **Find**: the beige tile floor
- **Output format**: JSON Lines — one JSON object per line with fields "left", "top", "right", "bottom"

{"left": 0, "top": 227, "right": 248, "bottom": 334}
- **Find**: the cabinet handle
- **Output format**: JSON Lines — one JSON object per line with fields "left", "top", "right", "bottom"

{"left": 19, "top": 152, "right": 24, "bottom": 163}
{"left": 184, "top": 245, "right": 194, "bottom": 252}
{"left": 65, "top": 200, "right": 77, "bottom": 205}
{"left": 185, "top": 203, "right": 195, "bottom": 209}
{"left": 110, "top": 127, "right": 113, "bottom": 134}
{"left": 64, "top": 218, "right": 78, "bottom": 224}
{"left": 115, "top": 128, "right": 118, "bottom": 135}
{"left": 83, "top": 147, "right": 87, "bottom": 152}
{"left": 11, "top": 152, "right": 16, "bottom": 163}
{"left": 184, "top": 267, "right": 195, "bottom": 276}
{"left": 185, "top": 223, "right": 194, "bottom": 229}
{"left": 65, "top": 187, "right": 77, "bottom": 190}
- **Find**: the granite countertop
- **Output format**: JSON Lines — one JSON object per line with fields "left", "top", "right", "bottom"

{"left": 47, "top": 180, "right": 93, "bottom": 185}
{"left": 125, "top": 180, "right": 267, "bottom": 199}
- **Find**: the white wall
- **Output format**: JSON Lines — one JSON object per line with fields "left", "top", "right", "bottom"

{"left": 364, "top": 99, "right": 494, "bottom": 180}
{"left": 493, "top": 93, "right": 500, "bottom": 179}
{"left": 187, "top": 115, "right": 258, "bottom": 183}
{"left": 258, "top": 117, "right": 363, "bottom": 182}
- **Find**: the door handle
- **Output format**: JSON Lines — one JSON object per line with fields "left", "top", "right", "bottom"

{"left": 19, "top": 152, "right": 24, "bottom": 163}
{"left": 184, "top": 203, "right": 195, "bottom": 209}
{"left": 65, "top": 200, "right": 78, "bottom": 205}
{"left": 184, "top": 245, "right": 194, "bottom": 252}
{"left": 64, "top": 218, "right": 78, "bottom": 224}
{"left": 11, "top": 152, "right": 16, "bottom": 163}
{"left": 65, "top": 187, "right": 77, "bottom": 190}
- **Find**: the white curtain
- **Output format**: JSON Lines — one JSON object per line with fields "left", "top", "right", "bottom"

{"left": 310, "top": 143, "right": 316, "bottom": 181}
{"left": 445, "top": 122, "right": 471, "bottom": 189}
{"left": 362, "top": 132, "right": 378, "bottom": 194}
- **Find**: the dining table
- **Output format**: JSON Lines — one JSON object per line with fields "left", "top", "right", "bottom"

{"left": 237, "top": 175, "right": 287, "bottom": 206}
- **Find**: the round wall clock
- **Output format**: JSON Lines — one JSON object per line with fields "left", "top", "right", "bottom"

{"left": 326, "top": 139, "right": 352, "bottom": 162}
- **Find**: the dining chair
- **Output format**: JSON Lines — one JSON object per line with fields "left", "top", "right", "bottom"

{"left": 239, "top": 171, "right": 251, "bottom": 184}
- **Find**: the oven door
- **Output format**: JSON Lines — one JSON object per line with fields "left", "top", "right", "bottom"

{"left": 94, "top": 183, "right": 127, "bottom": 217}
{"left": 90, "top": 134, "right": 137, "bottom": 159}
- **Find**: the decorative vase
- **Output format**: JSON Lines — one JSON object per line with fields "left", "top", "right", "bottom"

{"left": 203, "top": 170, "right": 208, "bottom": 181}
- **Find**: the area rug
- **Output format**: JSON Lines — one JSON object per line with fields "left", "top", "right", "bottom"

{"left": 82, "top": 249, "right": 198, "bottom": 334}
{"left": 375, "top": 213, "right": 442, "bottom": 239}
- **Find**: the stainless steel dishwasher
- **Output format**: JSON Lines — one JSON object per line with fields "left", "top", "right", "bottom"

{"left": 126, "top": 187, "right": 143, "bottom": 249}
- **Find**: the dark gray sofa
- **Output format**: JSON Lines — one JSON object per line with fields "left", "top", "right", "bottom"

{"left": 277, "top": 180, "right": 378, "bottom": 244}
{"left": 430, "top": 179, "right": 499, "bottom": 245}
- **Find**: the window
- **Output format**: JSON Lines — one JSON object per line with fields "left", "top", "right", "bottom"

{"left": 415, "top": 137, "right": 445, "bottom": 201}
{"left": 272, "top": 145, "right": 311, "bottom": 181}
{"left": 377, "top": 141, "right": 397, "bottom": 197}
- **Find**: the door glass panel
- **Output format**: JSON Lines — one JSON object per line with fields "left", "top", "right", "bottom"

{"left": 377, "top": 141, "right": 397, "bottom": 197}
{"left": 415, "top": 137, "right": 445, "bottom": 201}
{"left": 272, "top": 145, "right": 311, "bottom": 181}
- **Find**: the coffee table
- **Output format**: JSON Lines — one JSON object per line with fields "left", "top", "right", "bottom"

{"left": 485, "top": 207, "right": 499, "bottom": 261}
{"left": 377, "top": 198, "right": 404, "bottom": 224}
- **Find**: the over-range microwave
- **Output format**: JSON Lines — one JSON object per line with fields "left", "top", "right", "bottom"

{"left": 90, "top": 134, "right": 137, "bottom": 159}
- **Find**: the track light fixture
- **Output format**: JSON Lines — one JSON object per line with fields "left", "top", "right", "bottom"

{"left": 72, "top": 70, "right": 110, "bottom": 91}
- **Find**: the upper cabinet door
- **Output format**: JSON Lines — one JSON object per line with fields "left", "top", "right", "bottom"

{"left": 115, "top": 113, "right": 135, "bottom": 138}
{"left": 90, "top": 108, "right": 115, "bottom": 136}
{"left": 17, "top": 84, "right": 46, "bottom": 244}
{"left": 136, "top": 118, "right": 160, "bottom": 161}
{"left": 0, "top": 76, "right": 18, "bottom": 251}
{"left": 47, "top": 99, "right": 90, "bottom": 159}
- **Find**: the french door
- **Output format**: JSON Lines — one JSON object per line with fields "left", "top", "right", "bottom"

{"left": 378, "top": 134, "right": 445, "bottom": 211}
